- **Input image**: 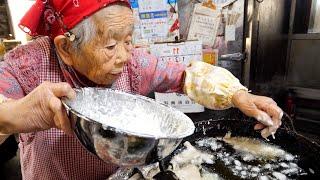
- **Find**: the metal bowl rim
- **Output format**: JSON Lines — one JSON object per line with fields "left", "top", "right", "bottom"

{"left": 62, "top": 88, "right": 195, "bottom": 139}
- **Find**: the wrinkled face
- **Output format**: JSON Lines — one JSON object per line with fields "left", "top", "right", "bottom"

{"left": 72, "top": 5, "right": 134, "bottom": 85}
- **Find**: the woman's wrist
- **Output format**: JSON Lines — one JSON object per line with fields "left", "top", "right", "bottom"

{"left": 0, "top": 95, "right": 14, "bottom": 143}
{"left": 231, "top": 90, "right": 249, "bottom": 108}
{"left": 0, "top": 98, "right": 18, "bottom": 135}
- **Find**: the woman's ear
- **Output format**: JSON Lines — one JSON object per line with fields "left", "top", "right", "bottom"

{"left": 54, "top": 35, "right": 74, "bottom": 66}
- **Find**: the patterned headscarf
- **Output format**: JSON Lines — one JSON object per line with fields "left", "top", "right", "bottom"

{"left": 19, "top": 0, "right": 131, "bottom": 39}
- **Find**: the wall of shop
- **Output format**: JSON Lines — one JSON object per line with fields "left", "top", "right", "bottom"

{"left": 249, "top": 0, "right": 291, "bottom": 98}
{"left": 248, "top": 0, "right": 320, "bottom": 135}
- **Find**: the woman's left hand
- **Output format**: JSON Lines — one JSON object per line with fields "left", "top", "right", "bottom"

{"left": 232, "top": 90, "right": 283, "bottom": 139}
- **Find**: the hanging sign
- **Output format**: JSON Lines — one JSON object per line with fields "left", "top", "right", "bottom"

{"left": 150, "top": 40, "right": 205, "bottom": 113}
{"left": 187, "top": 3, "right": 220, "bottom": 47}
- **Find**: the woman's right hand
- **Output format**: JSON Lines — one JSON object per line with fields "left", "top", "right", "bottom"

{"left": 1, "top": 82, "right": 76, "bottom": 135}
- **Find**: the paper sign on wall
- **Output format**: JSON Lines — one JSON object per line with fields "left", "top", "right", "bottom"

{"left": 187, "top": 3, "right": 220, "bottom": 47}
{"left": 150, "top": 40, "right": 205, "bottom": 113}
{"left": 225, "top": 12, "right": 240, "bottom": 42}
{"left": 130, "top": 0, "right": 179, "bottom": 46}
{"left": 225, "top": 25, "right": 236, "bottom": 41}
{"left": 154, "top": 93, "right": 204, "bottom": 113}
{"left": 138, "top": 0, "right": 168, "bottom": 39}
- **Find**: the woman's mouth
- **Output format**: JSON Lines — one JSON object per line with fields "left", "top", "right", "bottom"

{"left": 110, "top": 71, "right": 122, "bottom": 75}
{"left": 108, "top": 71, "right": 123, "bottom": 79}
{"left": 110, "top": 69, "right": 123, "bottom": 75}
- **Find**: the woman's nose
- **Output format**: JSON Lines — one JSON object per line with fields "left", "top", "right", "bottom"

{"left": 115, "top": 44, "right": 130, "bottom": 64}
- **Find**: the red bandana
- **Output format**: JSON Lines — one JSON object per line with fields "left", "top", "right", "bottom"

{"left": 19, "top": 0, "right": 131, "bottom": 39}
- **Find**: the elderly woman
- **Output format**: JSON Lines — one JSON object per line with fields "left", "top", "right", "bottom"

{"left": 0, "top": 0, "right": 282, "bottom": 179}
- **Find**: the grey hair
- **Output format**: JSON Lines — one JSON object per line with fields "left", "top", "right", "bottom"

{"left": 69, "top": 4, "right": 131, "bottom": 50}
{"left": 69, "top": 17, "right": 96, "bottom": 49}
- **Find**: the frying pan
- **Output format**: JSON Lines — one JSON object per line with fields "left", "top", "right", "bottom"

{"left": 154, "top": 112, "right": 320, "bottom": 179}
{"left": 110, "top": 110, "right": 320, "bottom": 179}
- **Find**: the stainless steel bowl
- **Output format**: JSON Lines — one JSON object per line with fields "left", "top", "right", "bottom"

{"left": 62, "top": 88, "right": 195, "bottom": 167}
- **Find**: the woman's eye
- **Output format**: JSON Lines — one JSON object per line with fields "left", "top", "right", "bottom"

{"left": 105, "top": 44, "right": 116, "bottom": 50}
{"left": 125, "top": 41, "right": 132, "bottom": 46}
{"left": 105, "top": 42, "right": 117, "bottom": 50}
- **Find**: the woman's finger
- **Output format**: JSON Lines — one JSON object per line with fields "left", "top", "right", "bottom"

{"left": 237, "top": 103, "right": 274, "bottom": 126}
{"left": 261, "top": 127, "right": 272, "bottom": 139}
{"left": 47, "top": 82, "right": 76, "bottom": 99}
{"left": 254, "top": 123, "right": 265, "bottom": 130}
{"left": 49, "top": 96, "right": 73, "bottom": 135}
{"left": 256, "top": 102, "right": 283, "bottom": 129}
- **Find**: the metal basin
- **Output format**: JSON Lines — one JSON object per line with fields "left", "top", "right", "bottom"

{"left": 62, "top": 88, "right": 195, "bottom": 167}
